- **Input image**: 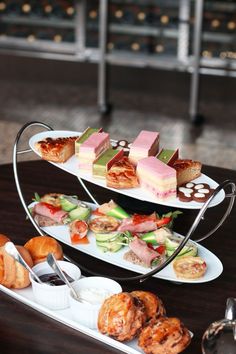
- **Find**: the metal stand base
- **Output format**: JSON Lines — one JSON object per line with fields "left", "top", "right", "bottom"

{"left": 98, "top": 102, "right": 112, "bottom": 116}
{"left": 13, "top": 122, "right": 236, "bottom": 283}
{"left": 191, "top": 113, "right": 205, "bottom": 125}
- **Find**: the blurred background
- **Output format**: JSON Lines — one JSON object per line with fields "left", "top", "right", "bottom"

{"left": 0, "top": 0, "right": 235, "bottom": 168}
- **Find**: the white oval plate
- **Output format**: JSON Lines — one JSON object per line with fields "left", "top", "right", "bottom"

{"left": 29, "top": 130, "right": 225, "bottom": 209}
{"left": 28, "top": 201, "right": 223, "bottom": 284}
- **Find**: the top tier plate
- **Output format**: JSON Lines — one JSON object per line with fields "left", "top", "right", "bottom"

{"left": 29, "top": 130, "right": 225, "bottom": 209}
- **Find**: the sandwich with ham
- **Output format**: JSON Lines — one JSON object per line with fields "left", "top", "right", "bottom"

{"left": 32, "top": 202, "right": 68, "bottom": 227}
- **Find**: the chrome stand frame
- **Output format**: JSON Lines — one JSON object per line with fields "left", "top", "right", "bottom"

{"left": 13, "top": 122, "right": 236, "bottom": 282}
{"left": 189, "top": 0, "right": 204, "bottom": 124}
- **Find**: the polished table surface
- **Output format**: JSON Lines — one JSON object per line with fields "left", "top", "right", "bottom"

{"left": 0, "top": 160, "right": 236, "bottom": 354}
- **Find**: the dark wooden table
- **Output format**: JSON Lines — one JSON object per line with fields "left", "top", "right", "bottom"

{"left": 0, "top": 160, "right": 236, "bottom": 354}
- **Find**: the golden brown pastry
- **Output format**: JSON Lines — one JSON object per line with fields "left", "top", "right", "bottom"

{"left": 24, "top": 236, "right": 63, "bottom": 265}
{"left": 173, "top": 159, "right": 202, "bottom": 186}
{"left": 89, "top": 215, "right": 120, "bottom": 234}
{"left": 138, "top": 316, "right": 191, "bottom": 354}
{"left": 131, "top": 291, "right": 166, "bottom": 321}
{"left": 0, "top": 234, "right": 10, "bottom": 247}
{"left": 173, "top": 256, "right": 207, "bottom": 280}
{"left": 106, "top": 156, "right": 139, "bottom": 189}
{"left": 98, "top": 292, "right": 146, "bottom": 341}
{"left": 0, "top": 245, "right": 33, "bottom": 289}
{"left": 35, "top": 136, "right": 78, "bottom": 163}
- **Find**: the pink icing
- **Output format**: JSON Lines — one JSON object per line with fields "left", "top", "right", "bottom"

{"left": 130, "top": 130, "right": 159, "bottom": 152}
{"left": 80, "top": 132, "right": 110, "bottom": 154}
{"left": 137, "top": 156, "right": 176, "bottom": 179}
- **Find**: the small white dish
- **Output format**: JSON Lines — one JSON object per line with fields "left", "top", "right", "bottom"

{"left": 30, "top": 260, "right": 81, "bottom": 310}
{"left": 69, "top": 276, "right": 122, "bottom": 329}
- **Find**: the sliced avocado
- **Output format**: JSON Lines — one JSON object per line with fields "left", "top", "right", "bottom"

{"left": 69, "top": 204, "right": 91, "bottom": 221}
{"left": 59, "top": 195, "right": 78, "bottom": 212}
{"left": 95, "top": 232, "right": 121, "bottom": 242}
{"left": 167, "top": 245, "right": 198, "bottom": 258}
{"left": 165, "top": 234, "right": 198, "bottom": 258}
{"left": 96, "top": 240, "right": 123, "bottom": 253}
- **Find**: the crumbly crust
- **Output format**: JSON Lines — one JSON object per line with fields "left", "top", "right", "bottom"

{"left": 173, "top": 159, "right": 202, "bottom": 186}
{"left": 35, "top": 136, "right": 77, "bottom": 163}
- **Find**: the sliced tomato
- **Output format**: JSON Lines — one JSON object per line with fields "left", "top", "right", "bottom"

{"left": 132, "top": 213, "right": 157, "bottom": 225}
{"left": 69, "top": 220, "right": 88, "bottom": 245}
{"left": 40, "top": 202, "right": 62, "bottom": 214}
{"left": 155, "top": 245, "right": 166, "bottom": 255}
{"left": 70, "top": 234, "right": 89, "bottom": 245}
{"left": 92, "top": 208, "right": 105, "bottom": 216}
{"left": 156, "top": 217, "right": 172, "bottom": 228}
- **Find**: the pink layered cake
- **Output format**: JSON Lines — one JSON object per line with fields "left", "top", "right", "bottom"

{"left": 137, "top": 156, "right": 177, "bottom": 200}
{"left": 79, "top": 132, "right": 110, "bottom": 172}
{"left": 129, "top": 130, "right": 159, "bottom": 165}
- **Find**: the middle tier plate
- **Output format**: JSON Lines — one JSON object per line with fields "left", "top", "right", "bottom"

{"left": 28, "top": 201, "right": 223, "bottom": 284}
{"left": 29, "top": 130, "right": 225, "bottom": 209}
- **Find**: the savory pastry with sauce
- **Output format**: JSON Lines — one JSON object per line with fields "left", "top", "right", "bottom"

{"left": 131, "top": 290, "right": 166, "bottom": 321}
{"left": 138, "top": 316, "right": 191, "bottom": 354}
{"left": 89, "top": 215, "right": 120, "bottom": 234}
{"left": 173, "top": 256, "right": 207, "bottom": 280}
{"left": 35, "top": 136, "right": 78, "bottom": 163}
{"left": 98, "top": 292, "right": 146, "bottom": 341}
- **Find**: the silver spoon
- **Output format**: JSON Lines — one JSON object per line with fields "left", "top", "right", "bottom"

{"left": 46, "top": 253, "right": 80, "bottom": 300}
{"left": 4, "top": 241, "right": 43, "bottom": 284}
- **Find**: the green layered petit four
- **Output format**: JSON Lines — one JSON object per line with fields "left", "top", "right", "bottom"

{"left": 75, "top": 127, "right": 102, "bottom": 155}
{"left": 93, "top": 148, "right": 124, "bottom": 178}
{"left": 156, "top": 148, "right": 179, "bottom": 166}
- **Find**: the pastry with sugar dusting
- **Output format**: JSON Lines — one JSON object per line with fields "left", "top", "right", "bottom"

{"left": 178, "top": 182, "right": 214, "bottom": 203}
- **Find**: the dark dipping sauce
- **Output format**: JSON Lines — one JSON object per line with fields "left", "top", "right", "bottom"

{"left": 39, "top": 272, "right": 74, "bottom": 286}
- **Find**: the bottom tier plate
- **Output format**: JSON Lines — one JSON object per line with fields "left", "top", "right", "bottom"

{"left": 0, "top": 280, "right": 194, "bottom": 354}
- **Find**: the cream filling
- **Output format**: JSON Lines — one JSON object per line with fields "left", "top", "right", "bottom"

{"left": 138, "top": 170, "right": 176, "bottom": 187}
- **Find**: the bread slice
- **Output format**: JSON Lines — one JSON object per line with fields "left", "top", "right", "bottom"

{"left": 173, "top": 159, "right": 202, "bottom": 186}
{"left": 35, "top": 136, "right": 78, "bottom": 163}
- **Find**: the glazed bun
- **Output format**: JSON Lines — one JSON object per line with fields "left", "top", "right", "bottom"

{"left": 24, "top": 236, "right": 63, "bottom": 265}
{"left": 0, "top": 234, "right": 10, "bottom": 247}
{"left": 98, "top": 292, "right": 146, "bottom": 342}
{"left": 0, "top": 245, "right": 33, "bottom": 289}
{"left": 131, "top": 291, "right": 166, "bottom": 321}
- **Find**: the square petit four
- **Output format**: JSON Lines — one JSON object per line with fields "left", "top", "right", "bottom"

{"left": 79, "top": 132, "right": 110, "bottom": 172}
{"left": 156, "top": 148, "right": 179, "bottom": 166}
{"left": 75, "top": 127, "right": 102, "bottom": 156}
{"left": 93, "top": 148, "right": 124, "bottom": 179}
{"left": 129, "top": 130, "right": 159, "bottom": 165}
{"left": 137, "top": 156, "right": 177, "bottom": 200}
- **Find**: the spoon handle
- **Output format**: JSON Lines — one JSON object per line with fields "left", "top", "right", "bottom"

{"left": 47, "top": 253, "right": 78, "bottom": 299}
{"left": 4, "top": 242, "right": 43, "bottom": 284}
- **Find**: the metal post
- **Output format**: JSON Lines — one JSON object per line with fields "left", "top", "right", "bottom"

{"left": 75, "top": 0, "right": 86, "bottom": 57}
{"left": 189, "top": 0, "right": 204, "bottom": 124}
{"left": 178, "top": 0, "right": 190, "bottom": 63}
{"left": 98, "top": 0, "right": 110, "bottom": 115}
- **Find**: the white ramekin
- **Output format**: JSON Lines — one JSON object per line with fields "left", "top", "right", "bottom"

{"left": 69, "top": 276, "right": 122, "bottom": 329}
{"left": 30, "top": 260, "right": 81, "bottom": 310}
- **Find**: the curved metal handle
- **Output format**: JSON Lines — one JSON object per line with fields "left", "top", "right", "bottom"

{"left": 12, "top": 122, "right": 236, "bottom": 283}
{"left": 13, "top": 121, "right": 53, "bottom": 236}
